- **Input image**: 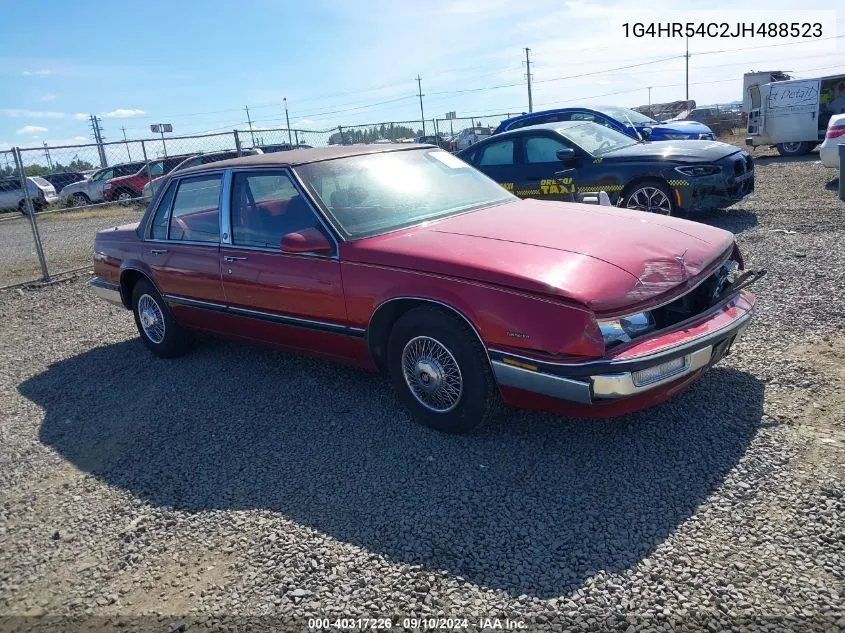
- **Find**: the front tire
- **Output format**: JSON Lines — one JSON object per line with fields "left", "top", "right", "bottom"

{"left": 622, "top": 180, "right": 675, "bottom": 215}
{"left": 131, "top": 279, "right": 191, "bottom": 358}
{"left": 115, "top": 189, "right": 137, "bottom": 206}
{"left": 70, "top": 192, "right": 90, "bottom": 207}
{"left": 387, "top": 307, "right": 499, "bottom": 434}
{"left": 776, "top": 141, "right": 810, "bottom": 157}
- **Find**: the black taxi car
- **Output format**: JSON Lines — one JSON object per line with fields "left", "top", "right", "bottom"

{"left": 456, "top": 121, "right": 754, "bottom": 216}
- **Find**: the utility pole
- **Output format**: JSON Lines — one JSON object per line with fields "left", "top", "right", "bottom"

{"left": 244, "top": 106, "right": 256, "bottom": 145}
{"left": 121, "top": 126, "right": 132, "bottom": 161}
{"left": 416, "top": 75, "right": 426, "bottom": 136}
{"left": 525, "top": 47, "right": 534, "bottom": 113}
{"left": 685, "top": 36, "right": 690, "bottom": 102}
{"left": 42, "top": 142, "right": 53, "bottom": 170}
{"left": 89, "top": 114, "right": 108, "bottom": 168}
{"left": 284, "top": 98, "right": 293, "bottom": 145}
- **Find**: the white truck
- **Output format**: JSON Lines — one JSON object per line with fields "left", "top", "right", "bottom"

{"left": 745, "top": 73, "right": 845, "bottom": 156}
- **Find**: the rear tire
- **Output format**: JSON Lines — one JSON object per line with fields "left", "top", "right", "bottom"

{"left": 387, "top": 306, "right": 499, "bottom": 434}
{"left": 776, "top": 141, "right": 810, "bottom": 157}
{"left": 115, "top": 189, "right": 137, "bottom": 206}
{"left": 131, "top": 279, "right": 191, "bottom": 358}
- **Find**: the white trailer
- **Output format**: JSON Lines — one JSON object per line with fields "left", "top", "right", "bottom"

{"left": 745, "top": 73, "right": 845, "bottom": 156}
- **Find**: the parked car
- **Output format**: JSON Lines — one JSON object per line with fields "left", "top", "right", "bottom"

{"left": 0, "top": 176, "right": 58, "bottom": 214}
{"left": 59, "top": 162, "right": 147, "bottom": 207}
{"left": 495, "top": 106, "right": 716, "bottom": 141}
{"left": 819, "top": 113, "right": 845, "bottom": 169}
{"left": 254, "top": 143, "right": 313, "bottom": 153}
{"left": 103, "top": 155, "right": 196, "bottom": 203}
{"left": 41, "top": 171, "right": 85, "bottom": 194}
{"left": 91, "top": 145, "right": 760, "bottom": 434}
{"left": 458, "top": 121, "right": 754, "bottom": 215}
{"left": 680, "top": 107, "right": 739, "bottom": 136}
{"left": 451, "top": 126, "right": 493, "bottom": 151}
{"left": 415, "top": 135, "right": 451, "bottom": 150}
{"left": 142, "top": 149, "right": 263, "bottom": 199}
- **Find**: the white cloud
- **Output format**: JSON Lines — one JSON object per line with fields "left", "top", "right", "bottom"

{"left": 22, "top": 69, "right": 52, "bottom": 77}
{"left": 102, "top": 108, "right": 146, "bottom": 118}
{"left": 39, "top": 93, "right": 57, "bottom": 102}
{"left": 1, "top": 109, "right": 67, "bottom": 119}
{"left": 74, "top": 113, "right": 90, "bottom": 120}
{"left": 17, "top": 125, "right": 49, "bottom": 135}
{"left": 295, "top": 118, "right": 315, "bottom": 126}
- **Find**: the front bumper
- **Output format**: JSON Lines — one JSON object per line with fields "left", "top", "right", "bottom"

{"left": 90, "top": 277, "right": 123, "bottom": 307}
{"left": 819, "top": 144, "right": 840, "bottom": 169}
{"left": 491, "top": 290, "right": 754, "bottom": 408}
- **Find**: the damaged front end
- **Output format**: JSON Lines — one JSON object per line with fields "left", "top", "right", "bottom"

{"left": 599, "top": 250, "right": 766, "bottom": 350}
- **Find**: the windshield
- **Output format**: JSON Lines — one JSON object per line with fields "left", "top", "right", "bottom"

{"left": 596, "top": 106, "right": 657, "bottom": 125}
{"left": 558, "top": 122, "right": 640, "bottom": 155}
{"left": 295, "top": 148, "right": 514, "bottom": 239}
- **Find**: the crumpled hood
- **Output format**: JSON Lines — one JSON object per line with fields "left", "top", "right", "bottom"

{"left": 343, "top": 198, "right": 735, "bottom": 313}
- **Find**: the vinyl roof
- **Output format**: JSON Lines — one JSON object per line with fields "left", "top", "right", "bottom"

{"left": 183, "top": 143, "right": 431, "bottom": 172}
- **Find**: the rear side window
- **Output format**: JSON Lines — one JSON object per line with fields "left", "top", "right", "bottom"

{"left": 168, "top": 175, "right": 222, "bottom": 243}
{"left": 525, "top": 135, "right": 571, "bottom": 163}
{"left": 477, "top": 140, "right": 515, "bottom": 166}
{"left": 148, "top": 181, "right": 177, "bottom": 239}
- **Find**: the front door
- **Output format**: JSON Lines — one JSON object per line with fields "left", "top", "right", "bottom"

{"left": 143, "top": 173, "right": 225, "bottom": 327}
{"left": 219, "top": 169, "right": 355, "bottom": 361}
{"left": 470, "top": 137, "right": 518, "bottom": 195}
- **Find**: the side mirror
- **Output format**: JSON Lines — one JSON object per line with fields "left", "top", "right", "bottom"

{"left": 556, "top": 148, "right": 576, "bottom": 161}
{"left": 641, "top": 127, "right": 652, "bottom": 140}
{"left": 280, "top": 227, "right": 332, "bottom": 255}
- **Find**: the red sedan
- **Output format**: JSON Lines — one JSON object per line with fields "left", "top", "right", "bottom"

{"left": 91, "top": 145, "right": 761, "bottom": 433}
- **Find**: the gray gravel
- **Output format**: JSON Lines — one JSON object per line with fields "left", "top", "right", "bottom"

{"left": 1, "top": 152, "right": 844, "bottom": 632}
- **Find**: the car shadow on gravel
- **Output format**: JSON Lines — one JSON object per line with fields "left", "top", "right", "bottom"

{"left": 696, "top": 208, "right": 758, "bottom": 234}
{"left": 22, "top": 339, "right": 764, "bottom": 599}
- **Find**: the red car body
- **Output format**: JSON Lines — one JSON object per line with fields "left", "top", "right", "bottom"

{"left": 103, "top": 154, "right": 195, "bottom": 201}
{"left": 91, "top": 145, "right": 758, "bottom": 430}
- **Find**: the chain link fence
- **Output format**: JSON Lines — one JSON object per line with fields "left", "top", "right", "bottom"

{"left": 0, "top": 127, "right": 335, "bottom": 288}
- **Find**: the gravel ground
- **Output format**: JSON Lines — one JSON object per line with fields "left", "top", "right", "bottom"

{"left": 0, "top": 205, "right": 142, "bottom": 288}
{"left": 0, "top": 152, "right": 843, "bottom": 632}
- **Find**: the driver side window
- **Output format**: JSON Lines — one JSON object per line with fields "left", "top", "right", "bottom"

{"left": 230, "top": 170, "right": 322, "bottom": 249}
{"left": 524, "top": 135, "right": 572, "bottom": 164}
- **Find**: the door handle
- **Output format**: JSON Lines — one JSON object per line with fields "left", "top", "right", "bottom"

{"left": 150, "top": 249, "right": 168, "bottom": 255}
{"left": 223, "top": 255, "right": 247, "bottom": 262}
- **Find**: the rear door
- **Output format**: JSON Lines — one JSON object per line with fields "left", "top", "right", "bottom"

{"left": 143, "top": 173, "right": 225, "bottom": 326}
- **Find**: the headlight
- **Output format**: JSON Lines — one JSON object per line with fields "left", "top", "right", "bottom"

{"left": 675, "top": 165, "right": 722, "bottom": 177}
{"left": 663, "top": 133, "right": 694, "bottom": 140}
{"left": 598, "top": 312, "right": 656, "bottom": 348}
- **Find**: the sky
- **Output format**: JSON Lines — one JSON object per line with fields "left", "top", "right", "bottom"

{"left": 1, "top": 0, "right": 843, "bottom": 156}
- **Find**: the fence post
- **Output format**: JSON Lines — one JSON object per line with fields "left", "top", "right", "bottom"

{"left": 141, "top": 140, "right": 152, "bottom": 185}
{"left": 12, "top": 147, "right": 49, "bottom": 282}
{"left": 338, "top": 126, "right": 345, "bottom": 145}
{"left": 294, "top": 130, "right": 299, "bottom": 145}
{"left": 234, "top": 130, "right": 242, "bottom": 156}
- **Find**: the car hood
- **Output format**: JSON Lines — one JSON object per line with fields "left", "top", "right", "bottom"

{"left": 343, "top": 198, "right": 735, "bottom": 313}
{"left": 652, "top": 120, "right": 714, "bottom": 135}
{"left": 603, "top": 139, "right": 742, "bottom": 163}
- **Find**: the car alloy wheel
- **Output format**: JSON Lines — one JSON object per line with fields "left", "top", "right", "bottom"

{"left": 116, "top": 191, "right": 134, "bottom": 205}
{"left": 625, "top": 186, "right": 672, "bottom": 215}
{"left": 137, "top": 293, "right": 166, "bottom": 344}
{"left": 71, "top": 193, "right": 89, "bottom": 207}
{"left": 401, "top": 335, "right": 463, "bottom": 413}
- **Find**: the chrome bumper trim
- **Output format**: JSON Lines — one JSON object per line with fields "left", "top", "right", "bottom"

{"left": 491, "top": 306, "right": 752, "bottom": 404}
{"left": 492, "top": 361, "right": 592, "bottom": 404}
{"left": 590, "top": 345, "right": 712, "bottom": 399}
{"left": 90, "top": 278, "right": 123, "bottom": 307}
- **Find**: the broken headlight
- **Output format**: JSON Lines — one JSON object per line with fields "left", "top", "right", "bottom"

{"left": 598, "top": 312, "right": 656, "bottom": 349}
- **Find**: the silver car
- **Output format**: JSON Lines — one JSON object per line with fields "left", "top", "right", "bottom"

{"left": 0, "top": 176, "right": 58, "bottom": 214}
{"left": 141, "top": 149, "right": 263, "bottom": 199}
{"left": 60, "top": 162, "right": 146, "bottom": 207}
